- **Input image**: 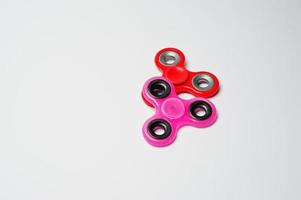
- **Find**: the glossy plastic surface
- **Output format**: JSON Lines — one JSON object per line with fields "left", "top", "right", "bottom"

{"left": 142, "top": 76, "right": 217, "bottom": 147}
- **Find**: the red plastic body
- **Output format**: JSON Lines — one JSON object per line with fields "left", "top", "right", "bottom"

{"left": 143, "top": 48, "right": 220, "bottom": 107}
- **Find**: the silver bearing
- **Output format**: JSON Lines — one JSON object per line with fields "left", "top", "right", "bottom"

{"left": 192, "top": 74, "right": 214, "bottom": 91}
{"left": 159, "top": 51, "right": 180, "bottom": 66}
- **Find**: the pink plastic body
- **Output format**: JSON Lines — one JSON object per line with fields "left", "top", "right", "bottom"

{"left": 142, "top": 76, "right": 217, "bottom": 147}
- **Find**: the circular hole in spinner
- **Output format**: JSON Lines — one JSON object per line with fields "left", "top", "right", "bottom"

{"left": 192, "top": 74, "right": 214, "bottom": 91}
{"left": 189, "top": 100, "right": 212, "bottom": 120}
{"left": 159, "top": 51, "right": 180, "bottom": 66}
{"left": 148, "top": 79, "right": 171, "bottom": 99}
{"left": 197, "top": 79, "right": 209, "bottom": 88}
{"left": 147, "top": 119, "right": 172, "bottom": 140}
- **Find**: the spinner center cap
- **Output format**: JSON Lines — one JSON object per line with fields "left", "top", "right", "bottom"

{"left": 162, "top": 98, "right": 185, "bottom": 119}
{"left": 165, "top": 66, "right": 189, "bottom": 85}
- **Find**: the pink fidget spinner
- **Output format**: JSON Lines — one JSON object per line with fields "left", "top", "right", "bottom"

{"left": 142, "top": 76, "right": 217, "bottom": 147}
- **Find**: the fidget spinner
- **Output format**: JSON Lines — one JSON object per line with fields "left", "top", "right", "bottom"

{"left": 142, "top": 76, "right": 217, "bottom": 147}
{"left": 143, "top": 48, "right": 219, "bottom": 107}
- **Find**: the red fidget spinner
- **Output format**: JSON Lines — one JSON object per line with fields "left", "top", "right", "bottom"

{"left": 143, "top": 48, "right": 220, "bottom": 106}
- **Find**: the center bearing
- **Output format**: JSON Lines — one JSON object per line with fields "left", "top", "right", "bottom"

{"left": 165, "top": 66, "right": 189, "bottom": 85}
{"left": 161, "top": 98, "right": 185, "bottom": 119}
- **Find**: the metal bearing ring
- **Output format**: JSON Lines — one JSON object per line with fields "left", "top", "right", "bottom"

{"left": 148, "top": 79, "right": 171, "bottom": 99}
{"left": 192, "top": 74, "right": 214, "bottom": 91}
{"left": 147, "top": 119, "right": 172, "bottom": 140}
{"left": 159, "top": 50, "right": 180, "bottom": 66}
{"left": 189, "top": 100, "right": 212, "bottom": 120}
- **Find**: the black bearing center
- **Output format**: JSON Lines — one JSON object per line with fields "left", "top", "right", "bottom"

{"left": 147, "top": 119, "right": 172, "bottom": 140}
{"left": 148, "top": 79, "right": 171, "bottom": 99}
{"left": 189, "top": 100, "right": 212, "bottom": 120}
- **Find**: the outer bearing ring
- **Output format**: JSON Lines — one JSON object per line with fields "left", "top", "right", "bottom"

{"left": 147, "top": 79, "right": 171, "bottom": 99}
{"left": 159, "top": 50, "right": 181, "bottom": 66}
{"left": 147, "top": 119, "right": 172, "bottom": 140}
{"left": 192, "top": 74, "right": 215, "bottom": 91}
{"left": 189, "top": 100, "right": 212, "bottom": 121}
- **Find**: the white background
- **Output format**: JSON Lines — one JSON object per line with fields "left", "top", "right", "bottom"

{"left": 1, "top": 0, "right": 301, "bottom": 199}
